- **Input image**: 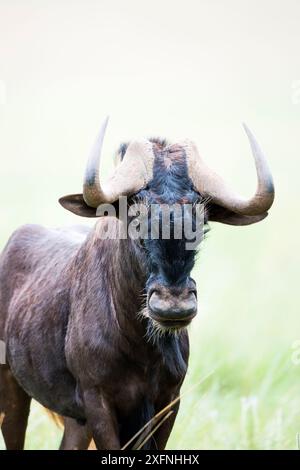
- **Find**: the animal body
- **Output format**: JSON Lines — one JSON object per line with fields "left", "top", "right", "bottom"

{"left": 0, "top": 118, "right": 274, "bottom": 449}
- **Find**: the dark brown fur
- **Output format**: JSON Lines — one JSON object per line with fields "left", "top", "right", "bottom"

{"left": 0, "top": 216, "right": 189, "bottom": 449}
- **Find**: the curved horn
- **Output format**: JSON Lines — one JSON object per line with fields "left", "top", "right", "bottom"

{"left": 185, "top": 124, "right": 274, "bottom": 216}
{"left": 83, "top": 117, "right": 155, "bottom": 208}
{"left": 83, "top": 116, "right": 109, "bottom": 208}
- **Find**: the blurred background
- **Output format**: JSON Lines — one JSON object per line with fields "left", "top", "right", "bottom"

{"left": 0, "top": 0, "right": 299, "bottom": 449}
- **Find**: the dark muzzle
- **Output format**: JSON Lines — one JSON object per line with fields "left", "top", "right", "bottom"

{"left": 148, "top": 281, "right": 197, "bottom": 328}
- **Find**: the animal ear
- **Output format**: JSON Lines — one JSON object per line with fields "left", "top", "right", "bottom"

{"left": 59, "top": 194, "right": 98, "bottom": 217}
{"left": 207, "top": 203, "right": 268, "bottom": 226}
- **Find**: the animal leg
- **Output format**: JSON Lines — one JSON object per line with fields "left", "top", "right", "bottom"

{"left": 59, "top": 417, "right": 92, "bottom": 450}
{"left": 0, "top": 365, "right": 31, "bottom": 450}
{"left": 83, "top": 388, "right": 120, "bottom": 450}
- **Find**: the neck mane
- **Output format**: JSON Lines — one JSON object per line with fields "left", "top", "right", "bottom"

{"left": 70, "top": 216, "right": 188, "bottom": 380}
{"left": 76, "top": 217, "right": 147, "bottom": 332}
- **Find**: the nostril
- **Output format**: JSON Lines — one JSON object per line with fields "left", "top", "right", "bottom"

{"left": 188, "top": 289, "right": 197, "bottom": 298}
{"left": 148, "top": 287, "right": 161, "bottom": 298}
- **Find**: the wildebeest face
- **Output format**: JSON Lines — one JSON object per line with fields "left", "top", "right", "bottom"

{"left": 59, "top": 118, "right": 274, "bottom": 331}
{"left": 129, "top": 139, "right": 202, "bottom": 330}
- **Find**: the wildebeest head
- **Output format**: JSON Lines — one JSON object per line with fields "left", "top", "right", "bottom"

{"left": 60, "top": 117, "right": 274, "bottom": 330}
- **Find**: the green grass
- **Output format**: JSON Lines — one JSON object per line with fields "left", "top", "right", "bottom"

{"left": 167, "top": 339, "right": 300, "bottom": 449}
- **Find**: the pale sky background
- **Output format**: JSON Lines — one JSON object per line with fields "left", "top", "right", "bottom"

{"left": 0, "top": 0, "right": 299, "bottom": 340}
{"left": 0, "top": 1, "right": 299, "bottom": 201}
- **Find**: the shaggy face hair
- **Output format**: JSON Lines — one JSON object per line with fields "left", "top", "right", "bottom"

{"left": 120, "top": 138, "right": 206, "bottom": 269}
{"left": 118, "top": 138, "right": 206, "bottom": 338}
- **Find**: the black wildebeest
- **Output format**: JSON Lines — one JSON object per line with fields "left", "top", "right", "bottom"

{"left": 0, "top": 118, "right": 274, "bottom": 449}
